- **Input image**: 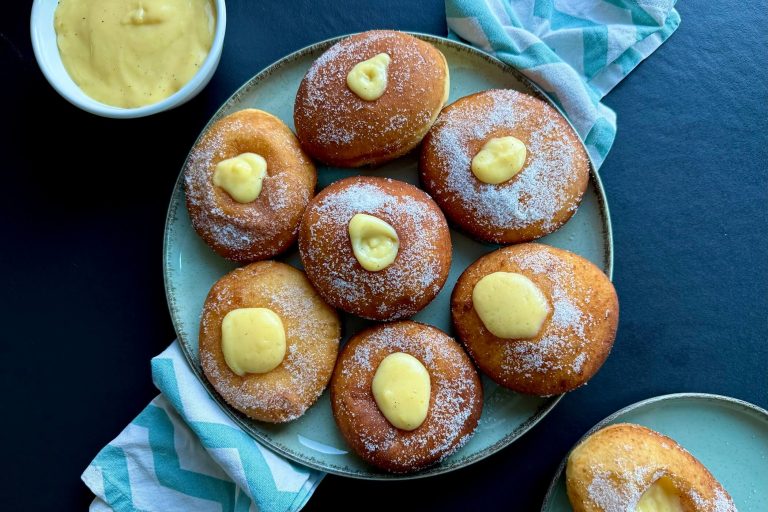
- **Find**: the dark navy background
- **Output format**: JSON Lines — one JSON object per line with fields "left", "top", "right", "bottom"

{"left": 1, "top": 1, "right": 765, "bottom": 510}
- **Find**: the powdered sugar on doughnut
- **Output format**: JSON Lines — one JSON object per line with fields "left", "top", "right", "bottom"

{"left": 587, "top": 466, "right": 666, "bottom": 512}
{"left": 301, "top": 178, "right": 450, "bottom": 320}
{"left": 184, "top": 111, "right": 315, "bottom": 261}
{"left": 500, "top": 248, "right": 596, "bottom": 378}
{"left": 334, "top": 323, "right": 482, "bottom": 470}
{"left": 295, "top": 31, "right": 447, "bottom": 164}
{"left": 422, "top": 89, "right": 588, "bottom": 241}
{"left": 200, "top": 264, "right": 339, "bottom": 422}
{"left": 581, "top": 430, "right": 738, "bottom": 512}
{"left": 690, "top": 489, "right": 738, "bottom": 512}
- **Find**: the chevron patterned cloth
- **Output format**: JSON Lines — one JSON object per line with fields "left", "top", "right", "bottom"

{"left": 82, "top": 3, "right": 680, "bottom": 510}
{"left": 446, "top": 0, "right": 680, "bottom": 168}
{"left": 81, "top": 342, "right": 322, "bottom": 512}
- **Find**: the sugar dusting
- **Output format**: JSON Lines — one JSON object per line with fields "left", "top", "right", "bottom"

{"left": 184, "top": 113, "right": 313, "bottom": 260}
{"left": 200, "top": 266, "right": 339, "bottom": 421}
{"left": 690, "top": 489, "right": 737, "bottom": 512}
{"left": 335, "top": 323, "right": 481, "bottom": 469}
{"left": 587, "top": 466, "right": 665, "bottom": 512}
{"left": 423, "top": 89, "right": 586, "bottom": 240}
{"left": 580, "top": 427, "right": 738, "bottom": 512}
{"left": 295, "top": 31, "right": 445, "bottom": 161}
{"left": 500, "top": 248, "right": 595, "bottom": 379}
{"left": 302, "top": 178, "right": 449, "bottom": 320}
{"left": 587, "top": 464, "right": 737, "bottom": 512}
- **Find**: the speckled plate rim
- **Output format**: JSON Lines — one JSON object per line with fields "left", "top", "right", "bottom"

{"left": 163, "top": 32, "right": 613, "bottom": 480}
{"left": 539, "top": 393, "right": 768, "bottom": 510}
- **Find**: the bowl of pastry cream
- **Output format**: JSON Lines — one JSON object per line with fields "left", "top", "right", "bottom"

{"left": 31, "top": 0, "right": 226, "bottom": 118}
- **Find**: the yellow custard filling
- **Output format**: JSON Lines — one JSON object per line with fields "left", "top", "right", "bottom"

{"left": 471, "top": 136, "right": 527, "bottom": 184}
{"left": 54, "top": 0, "right": 215, "bottom": 108}
{"left": 348, "top": 213, "right": 399, "bottom": 271}
{"left": 472, "top": 272, "right": 549, "bottom": 339}
{"left": 636, "top": 478, "right": 684, "bottom": 512}
{"left": 372, "top": 352, "right": 431, "bottom": 431}
{"left": 346, "top": 53, "right": 391, "bottom": 101}
{"left": 213, "top": 153, "right": 268, "bottom": 203}
{"left": 221, "top": 308, "right": 286, "bottom": 377}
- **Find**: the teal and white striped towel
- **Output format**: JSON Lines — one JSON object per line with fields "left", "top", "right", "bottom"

{"left": 446, "top": 0, "right": 680, "bottom": 167}
{"left": 82, "top": 341, "right": 322, "bottom": 512}
{"left": 82, "top": 2, "right": 680, "bottom": 510}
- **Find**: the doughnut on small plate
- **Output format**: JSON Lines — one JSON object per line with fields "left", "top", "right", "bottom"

{"left": 164, "top": 33, "right": 613, "bottom": 479}
{"left": 541, "top": 393, "right": 768, "bottom": 511}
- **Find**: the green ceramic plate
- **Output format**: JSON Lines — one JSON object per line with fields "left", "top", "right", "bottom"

{"left": 163, "top": 33, "right": 613, "bottom": 479}
{"left": 541, "top": 393, "right": 768, "bottom": 510}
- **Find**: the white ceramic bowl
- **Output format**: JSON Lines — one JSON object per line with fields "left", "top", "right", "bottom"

{"left": 30, "top": 0, "right": 227, "bottom": 118}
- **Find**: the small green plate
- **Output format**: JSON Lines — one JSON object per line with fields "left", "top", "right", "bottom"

{"left": 163, "top": 34, "right": 613, "bottom": 479}
{"left": 541, "top": 393, "right": 768, "bottom": 511}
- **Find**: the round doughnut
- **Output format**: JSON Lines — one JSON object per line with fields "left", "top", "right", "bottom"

{"left": 294, "top": 30, "right": 450, "bottom": 167}
{"left": 298, "top": 175, "right": 452, "bottom": 321}
{"left": 199, "top": 261, "right": 341, "bottom": 423}
{"left": 420, "top": 89, "right": 590, "bottom": 244}
{"left": 567, "top": 423, "right": 736, "bottom": 512}
{"left": 185, "top": 109, "right": 317, "bottom": 262}
{"left": 331, "top": 321, "right": 483, "bottom": 473}
{"left": 451, "top": 243, "right": 618, "bottom": 395}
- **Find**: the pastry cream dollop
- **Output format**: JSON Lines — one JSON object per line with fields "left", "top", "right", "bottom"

{"left": 221, "top": 308, "right": 286, "bottom": 377}
{"left": 348, "top": 213, "right": 399, "bottom": 271}
{"left": 472, "top": 272, "right": 549, "bottom": 339}
{"left": 346, "top": 53, "right": 391, "bottom": 101}
{"left": 213, "top": 153, "right": 268, "bottom": 203}
{"left": 372, "top": 352, "right": 431, "bottom": 431}
{"left": 54, "top": 0, "right": 216, "bottom": 108}
{"left": 471, "top": 136, "right": 527, "bottom": 184}
{"left": 636, "top": 478, "right": 684, "bottom": 512}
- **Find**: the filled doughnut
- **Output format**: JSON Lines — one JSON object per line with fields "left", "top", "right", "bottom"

{"left": 567, "top": 423, "right": 737, "bottom": 512}
{"left": 185, "top": 109, "right": 316, "bottom": 262}
{"left": 451, "top": 243, "right": 618, "bottom": 395}
{"left": 420, "top": 89, "right": 589, "bottom": 244}
{"left": 294, "top": 30, "right": 450, "bottom": 167}
{"left": 330, "top": 321, "right": 483, "bottom": 472}
{"left": 298, "top": 175, "right": 451, "bottom": 321}
{"left": 199, "top": 261, "right": 341, "bottom": 423}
